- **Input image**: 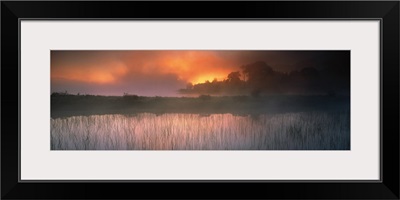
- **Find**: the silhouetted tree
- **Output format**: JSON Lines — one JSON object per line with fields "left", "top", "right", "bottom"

{"left": 241, "top": 61, "right": 275, "bottom": 87}
{"left": 186, "top": 83, "right": 193, "bottom": 90}
{"left": 227, "top": 71, "right": 241, "bottom": 84}
{"left": 178, "top": 59, "right": 347, "bottom": 96}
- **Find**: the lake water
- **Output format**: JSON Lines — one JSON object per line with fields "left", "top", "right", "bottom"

{"left": 51, "top": 112, "right": 350, "bottom": 150}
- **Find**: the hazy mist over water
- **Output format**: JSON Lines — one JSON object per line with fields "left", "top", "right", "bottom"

{"left": 51, "top": 50, "right": 351, "bottom": 150}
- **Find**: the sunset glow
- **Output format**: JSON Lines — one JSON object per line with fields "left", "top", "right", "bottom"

{"left": 51, "top": 50, "right": 350, "bottom": 151}
{"left": 51, "top": 50, "right": 350, "bottom": 96}
{"left": 52, "top": 61, "right": 128, "bottom": 84}
{"left": 159, "top": 51, "right": 236, "bottom": 83}
{"left": 191, "top": 74, "right": 226, "bottom": 84}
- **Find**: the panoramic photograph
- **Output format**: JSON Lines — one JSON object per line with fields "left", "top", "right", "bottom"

{"left": 51, "top": 50, "right": 350, "bottom": 150}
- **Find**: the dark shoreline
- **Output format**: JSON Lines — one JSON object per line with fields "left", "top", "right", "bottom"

{"left": 51, "top": 94, "right": 350, "bottom": 119}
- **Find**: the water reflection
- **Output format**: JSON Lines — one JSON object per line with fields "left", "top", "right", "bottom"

{"left": 51, "top": 112, "right": 350, "bottom": 150}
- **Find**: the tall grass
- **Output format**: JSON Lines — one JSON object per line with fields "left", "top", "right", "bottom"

{"left": 51, "top": 111, "right": 350, "bottom": 150}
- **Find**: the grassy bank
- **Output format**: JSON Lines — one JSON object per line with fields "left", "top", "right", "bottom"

{"left": 51, "top": 94, "right": 350, "bottom": 118}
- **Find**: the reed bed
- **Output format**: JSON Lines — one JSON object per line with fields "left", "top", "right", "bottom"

{"left": 51, "top": 111, "right": 350, "bottom": 150}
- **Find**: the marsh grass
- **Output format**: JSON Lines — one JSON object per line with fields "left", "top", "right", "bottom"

{"left": 51, "top": 111, "right": 350, "bottom": 150}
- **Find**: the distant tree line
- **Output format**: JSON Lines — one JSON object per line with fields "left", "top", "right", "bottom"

{"left": 179, "top": 61, "right": 350, "bottom": 97}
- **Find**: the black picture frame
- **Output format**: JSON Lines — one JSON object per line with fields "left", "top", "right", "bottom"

{"left": 2, "top": 1, "right": 399, "bottom": 199}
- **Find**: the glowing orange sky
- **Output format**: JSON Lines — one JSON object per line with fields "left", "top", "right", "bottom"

{"left": 51, "top": 51, "right": 237, "bottom": 85}
{"left": 52, "top": 61, "right": 128, "bottom": 84}
{"left": 159, "top": 51, "right": 234, "bottom": 84}
{"left": 51, "top": 50, "right": 343, "bottom": 96}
